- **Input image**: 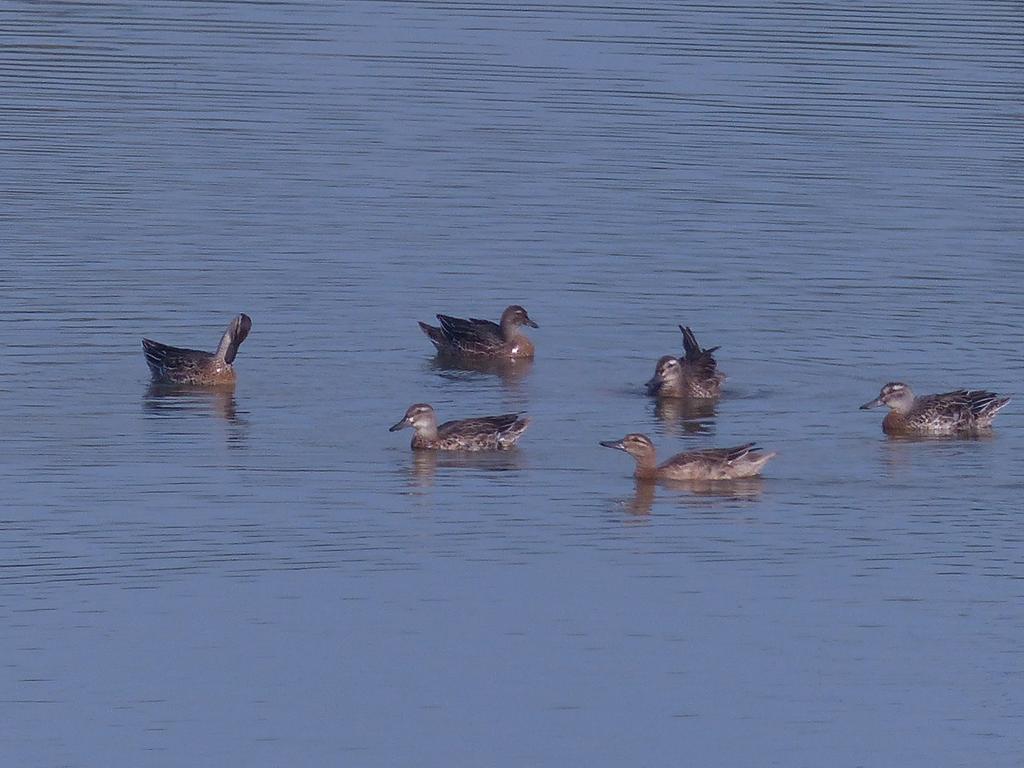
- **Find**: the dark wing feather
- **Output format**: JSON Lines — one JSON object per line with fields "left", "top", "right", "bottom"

{"left": 697, "top": 443, "right": 757, "bottom": 462}
{"left": 909, "top": 389, "right": 1009, "bottom": 429}
{"left": 916, "top": 391, "right": 958, "bottom": 407}
{"left": 680, "top": 326, "right": 701, "bottom": 359}
{"left": 438, "top": 315, "right": 503, "bottom": 342}
{"left": 142, "top": 338, "right": 167, "bottom": 370}
{"left": 685, "top": 443, "right": 757, "bottom": 463}
{"left": 723, "top": 442, "right": 758, "bottom": 462}
{"left": 419, "top": 321, "right": 447, "bottom": 347}
{"left": 437, "top": 413, "right": 522, "bottom": 438}
{"left": 921, "top": 390, "right": 972, "bottom": 417}
{"left": 679, "top": 325, "right": 720, "bottom": 375}
{"left": 142, "top": 339, "right": 212, "bottom": 375}
{"left": 436, "top": 314, "right": 504, "bottom": 353}
{"left": 663, "top": 443, "right": 758, "bottom": 470}
{"left": 961, "top": 389, "right": 1006, "bottom": 417}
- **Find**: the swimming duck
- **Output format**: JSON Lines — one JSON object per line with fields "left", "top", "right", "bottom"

{"left": 142, "top": 313, "right": 251, "bottom": 386}
{"left": 860, "top": 382, "right": 1010, "bottom": 435}
{"left": 600, "top": 434, "right": 775, "bottom": 480}
{"left": 389, "top": 403, "right": 530, "bottom": 450}
{"left": 419, "top": 305, "right": 538, "bottom": 359}
{"left": 645, "top": 326, "right": 725, "bottom": 399}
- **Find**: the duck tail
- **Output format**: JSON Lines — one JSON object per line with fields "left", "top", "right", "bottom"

{"left": 962, "top": 390, "right": 1009, "bottom": 417}
{"left": 726, "top": 443, "right": 776, "bottom": 475}
{"left": 981, "top": 393, "right": 1011, "bottom": 418}
{"left": 214, "top": 313, "right": 252, "bottom": 364}
{"left": 419, "top": 320, "right": 446, "bottom": 348}
{"left": 499, "top": 415, "right": 531, "bottom": 447}
{"left": 745, "top": 451, "right": 777, "bottom": 475}
{"left": 142, "top": 338, "right": 170, "bottom": 373}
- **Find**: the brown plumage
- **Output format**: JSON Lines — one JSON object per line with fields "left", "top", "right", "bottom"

{"left": 389, "top": 403, "right": 530, "bottom": 451}
{"left": 860, "top": 382, "right": 1010, "bottom": 435}
{"left": 645, "top": 325, "right": 725, "bottom": 399}
{"left": 419, "top": 305, "right": 538, "bottom": 359}
{"left": 601, "top": 434, "right": 775, "bottom": 481}
{"left": 142, "top": 313, "right": 251, "bottom": 386}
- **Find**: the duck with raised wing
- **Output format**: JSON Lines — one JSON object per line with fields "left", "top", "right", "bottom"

{"left": 860, "top": 382, "right": 1010, "bottom": 435}
{"left": 142, "top": 313, "right": 252, "bottom": 386}
{"left": 646, "top": 325, "right": 725, "bottom": 399}
{"left": 389, "top": 403, "right": 530, "bottom": 451}
{"left": 600, "top": 434, "right": 775, "bottom": 481}
{"left": 419, "top": 305, "right": 538, "bottom": 359}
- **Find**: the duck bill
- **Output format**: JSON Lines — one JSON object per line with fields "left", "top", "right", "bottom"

{"left": 645, "top": 376, "right": 662, "bottom": 394}
{"left": 524, "top": 317, "right": 539, "bottom": 328}
{"left": 388, "top": 418, "right": 409, "bottom": 432}
{"left": 600, "top": 439, "right": 626, "bottom": 451}
{"left": 859, "top": 397, "right": 883, "bottom": 410}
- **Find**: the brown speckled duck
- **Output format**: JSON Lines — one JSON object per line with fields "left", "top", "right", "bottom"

{"left": 389, "top": 403, "right": 530, "bottom": 451}
{"left": 645, "top": 326, "right": 725, "bottom": 399}
{"left": 142, "top": 313, "right": 251, "bottom": 386}
{"left": 419, "top": 305, "right": 538, "bottom": 359}
{"left": 860, "top": 382, "right": 1010, "bottom": 435}
{"left": 601, "top": 434, "right": 775, "bottom": 481}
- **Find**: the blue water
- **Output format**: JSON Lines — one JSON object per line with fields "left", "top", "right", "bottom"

{"left": 2, "top": 2, "right": 1023, "bottom": 765}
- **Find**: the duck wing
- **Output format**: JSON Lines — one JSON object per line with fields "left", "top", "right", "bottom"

{"left": 918, "top": 390, "right": 992, "bottom": 418}
{"left": 437, "top": 413, "right": 523, "bottom": 438}
{"left": 142, "top": 339, "right": 213, "bottom": 377}
{"left": 664, "top": 443, "right": 754, "bottom": 466}
{"left": 437, "top": 314, "right": 504, "bottom": 354}
{"left": 696, "top": 443, "right": 757, "bottom": 462}
{"left": 660, "top": 443, "right": 764, "bottom": 475}
{"left": 679, "top": 325, "right": 721, "bottom": 377}
{"left": 905, "top": 390, "right": 1003, "bottom": 430}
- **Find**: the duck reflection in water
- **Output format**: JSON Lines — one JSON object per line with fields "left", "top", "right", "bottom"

{"left": 408, "top": 449, "right": 527, "bottom": 488}
{"left": 877, "top": 430, "right": 993, "bottom": 478}
{"left": 143, "top": 382, "right": 248, "bottom": 443}
{"left": 652, "top": 396, "right": 717, "bottom": 436}
{"left": 622, "top": 479, "right": 657, "bottom": 516}
{"left": 429, "top": 352, "right": 534, "bottom": 389}
{"left": 619, "top": 476, "right": 765, "bottom": 515}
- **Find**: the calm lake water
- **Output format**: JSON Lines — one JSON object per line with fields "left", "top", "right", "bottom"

{"left": 2, "top": 1, "right": 1023, "bottom": 765}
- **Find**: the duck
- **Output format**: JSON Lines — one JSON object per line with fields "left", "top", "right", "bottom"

{"left": 419, "top": 305, "right": 538, "bottom": 359}
{"left": 645, "top": 325, "right": 725, "bottom": 399}
{"left": 142, "top": 313, "right": 251, "bottom": 386}
{"left": 389, "top": 403, "right": 530, "bottom": 450}
{"left": 601, "top": 434, "right": 775, "bottom": 480}
{"left": 860, "top": 382, "right": 1010, "bottom": 435}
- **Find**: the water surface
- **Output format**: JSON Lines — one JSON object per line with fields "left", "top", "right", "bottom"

{"left": 2, "top": 1, "right": 1023, "bottom": 765}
